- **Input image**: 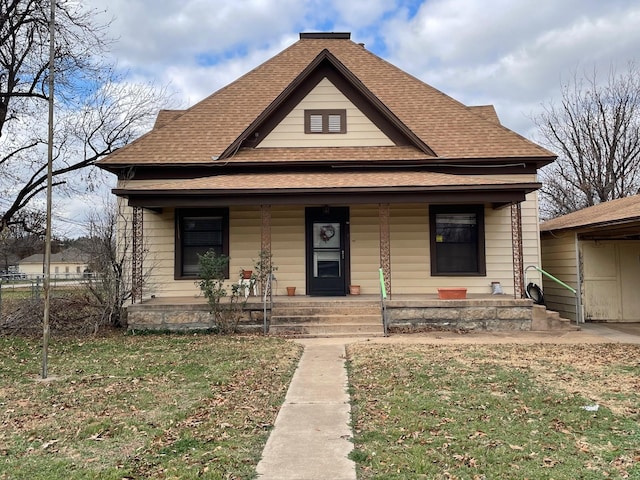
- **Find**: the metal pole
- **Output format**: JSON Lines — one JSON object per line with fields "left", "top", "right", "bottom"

{"left": 42, "top": 0, "right": 55, "bottom": 379}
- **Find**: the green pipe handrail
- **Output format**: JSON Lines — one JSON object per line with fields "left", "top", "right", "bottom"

{"left": 379, "top": 268, "right": 389, "bottom": 336}
{"left": 525, "top": 265, "right": 581, "bottom": 325}
{"left": 525, "top": 265, "right": 576, "bottom": 294}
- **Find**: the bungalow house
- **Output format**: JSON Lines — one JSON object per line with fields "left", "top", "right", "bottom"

{"left": 18, "top": 248, "right": 89, "bottom": 279}
{"left": 98, "top": 32, "right": 556, "bottom": 333}
{"left": 540, "top": 195, "right": 640, "bottom": 323}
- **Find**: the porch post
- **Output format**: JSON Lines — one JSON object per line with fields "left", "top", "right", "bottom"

{"left": 379, "top": 203, "right": 391, "bottom": 297}
{"left": 261, "top": 204, "right": 272, "bottom": 255}
{"left": 511, "top": 202, "right": 524, "bottom": 299}
{"left": 131, "top": 206, "right": 143, "bottom": 304}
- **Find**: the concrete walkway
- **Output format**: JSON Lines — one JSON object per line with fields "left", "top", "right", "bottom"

{"left": 256, "top": 343, "right": 356, "bottom": 480}
{"left": 255, "top": 323, "right": 640, "bottom": 479}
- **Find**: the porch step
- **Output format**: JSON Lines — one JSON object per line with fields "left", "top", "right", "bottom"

{"left": 531, "top": 305, "right": 580, "bottom": 331}
{"left": 269, "top": 301, "right": 384, "bottom": 337}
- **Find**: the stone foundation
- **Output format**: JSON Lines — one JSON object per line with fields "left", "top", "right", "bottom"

{"left": 386, "top": 298, "right": 533, "bottom": 331}
{"left": 125, "top": 296, "right": 535, "bottom": 333}
{"left": 126, "top": 301, "right": 265, "bottom": 333}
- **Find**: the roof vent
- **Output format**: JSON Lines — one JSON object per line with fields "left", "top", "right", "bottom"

{"left": 299, "top": 32, "right": 351, "bottom": 40}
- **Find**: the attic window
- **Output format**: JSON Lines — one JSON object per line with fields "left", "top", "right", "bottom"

{"left": 305, "top": 109, "right": 346, "bottom": 134}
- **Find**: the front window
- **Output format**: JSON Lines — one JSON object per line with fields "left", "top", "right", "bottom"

{"left": 430, "top": 205, "right": 485, "bottom": 275}
{"left": 176, "top": 209, "right": 229, "bottom": 278}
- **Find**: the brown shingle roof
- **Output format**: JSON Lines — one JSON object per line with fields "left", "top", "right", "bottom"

{"left": 540, "top": 195, "right": 640, "bottom": 232}
{"left": 99, "top": 36, "right": 555, "bottom": 168}
{"left": 116, "top": 171, "right": 537, "bottom": 192}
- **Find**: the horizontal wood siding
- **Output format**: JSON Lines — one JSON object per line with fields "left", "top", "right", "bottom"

{"left": 389, "top": 204, "right": 430, "bottom": 293}
{"left": 117, "top": 173, "right": 543, "bottom": 300}
{"left": 259, "top": 78, "right": 394, "bottom": 148}
{"left": 349, "top": 205, "right": 381, "bottom": 294}
{"left": 271, "top": 206, "right": 306, "bottom": 295}
{"left": 540, "top": 232, "right": 578, "bottom": 320}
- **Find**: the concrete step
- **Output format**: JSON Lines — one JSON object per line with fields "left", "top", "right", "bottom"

{"left": 271, "top": 314, "right": 381, "bottom": 325}
{"left": 531, "top": 305, "right": 580, "bottom": 331}
{"left": 269, "top": 322, "right": 384, "bottom": 337}
{"left": 271, "top": 305, "right": 380, "bottom": 316}
{"left": 269, "top": 301, "right": 383, "bottom": 337}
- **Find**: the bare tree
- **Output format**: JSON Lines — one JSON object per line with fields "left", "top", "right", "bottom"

{"left": 0, "top": 0, "right": 169, "bottom": 232}
{"left": 82, "top": 198, "right": 150, "bottom": 329}
{"left": 536, "top": 62, "right": 640, "bottom": 219}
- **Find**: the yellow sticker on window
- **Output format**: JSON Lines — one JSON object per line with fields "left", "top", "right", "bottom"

{"left": 436, "top": 234, "right": 444, "bottom": 243}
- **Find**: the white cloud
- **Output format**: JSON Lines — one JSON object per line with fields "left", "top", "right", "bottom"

{"left": 37, "top": 0, "right": 640, "bottom": 236}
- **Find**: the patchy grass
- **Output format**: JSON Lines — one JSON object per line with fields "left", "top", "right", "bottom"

{"left": 0, "top": 333, "right": 302, "bottom": 479}
{"left": 347, "top": 343, "right": 640, "bottom": 479}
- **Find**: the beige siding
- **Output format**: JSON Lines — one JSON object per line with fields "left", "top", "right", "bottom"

{"left": 389, "top": 204, "right": 430, "bottom": 293}
{"left": 258, "top": 78, "right": 394, "bottom": 148}
{"left": 349, "top": 205, "right": 382, "bottom": 294}
{"left": 271, "top": 206, "right": 306, "bottom": 295}
{"left": 117, "top": 175, "right": 543, "bottom": 299}
{"left": 540, "top": 232, "right": 578, "bottom": 321}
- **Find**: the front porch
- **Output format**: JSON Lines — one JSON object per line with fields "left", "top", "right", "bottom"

{"left": 124, "top": 294, "right": 553, "bottom": 336}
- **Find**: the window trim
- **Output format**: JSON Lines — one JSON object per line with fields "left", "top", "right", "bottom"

{"left": 175, "top": 208, "right": 230, "bottom": 280}
{"left": 304, "top": 109, "right": 347, "bottom": 134}
{"left": 429, "top": 205, "right": 486, "bottom": 276}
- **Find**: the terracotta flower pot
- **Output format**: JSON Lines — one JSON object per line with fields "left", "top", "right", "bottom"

{"left": 437, "top": 288, "right": 467, "bottom": 299}
{"left": 286, "top": 286, "right": 296, "bottom": 296}
{"left": 242, "top": 270, "right": 252, "bottom": 279}
{"left": 349, "top": 285, "right": 361, "bottom": 295}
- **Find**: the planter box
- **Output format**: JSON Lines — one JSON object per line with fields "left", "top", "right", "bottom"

{"left": 437, "top": 288, "right": 467, "bottom": 299}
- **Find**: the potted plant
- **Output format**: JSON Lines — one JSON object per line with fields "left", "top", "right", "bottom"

{"left": 437, "top": 288, "right": 467, "bottom": 299}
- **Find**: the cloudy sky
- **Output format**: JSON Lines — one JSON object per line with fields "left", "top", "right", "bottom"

{"left": 60, "top": 0, "right": 640, "bottom": 235}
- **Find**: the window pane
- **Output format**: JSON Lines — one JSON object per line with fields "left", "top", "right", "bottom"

{"left": 435, "top": 212, "right": 478, "bottom": 273}
{"left": 309, "top": 114, "right": 323, "bottom": 132}
{"left": 328, "top": 114, "right": 342, "bottom": 132}
{"left": 181, "top": 215, "right": 224, "bottom": 276}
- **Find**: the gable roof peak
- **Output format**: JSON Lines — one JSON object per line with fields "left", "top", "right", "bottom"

{"left": 299, "top": 32, "right": 351, "bottom": 40}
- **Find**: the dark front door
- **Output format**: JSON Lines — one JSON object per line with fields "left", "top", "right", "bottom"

{"left": 306, "top": 207, "right": 349, "bottom": 296}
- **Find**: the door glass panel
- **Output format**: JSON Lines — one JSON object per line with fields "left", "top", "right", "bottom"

{"left": 313, "top": 222, "right": 341, "bottom": 278}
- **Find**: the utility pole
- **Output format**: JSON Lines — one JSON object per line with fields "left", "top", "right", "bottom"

{"left": 42, "top": 0, "right": 55, "bottom": 379}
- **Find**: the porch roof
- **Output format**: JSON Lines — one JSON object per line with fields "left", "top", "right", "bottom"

{"left": 114, "top": 170, "right": 541, "bottom": 209}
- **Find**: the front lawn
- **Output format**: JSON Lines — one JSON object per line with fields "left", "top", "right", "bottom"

{"left": 348, "top": 343, "right": 640, "bottom": 479}
{"left": 0, "top": 333, "right": 302, "bottom": 480}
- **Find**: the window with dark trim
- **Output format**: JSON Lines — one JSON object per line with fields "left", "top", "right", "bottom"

{"left": 430, "top": 205, "right": 486, "bottom": 276}
{"left": 304, "top": 109, "right": 346, "bottom": 134}
{"left": 175, "top": 208, "right": 229, "bottom": 279}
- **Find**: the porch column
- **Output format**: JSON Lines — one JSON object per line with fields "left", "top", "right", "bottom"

{"left": 261, "top": 204, "right": 272, "bottom": 254}
{"left": 379, "top": 203, "right": 391, "bottom": 297}
{"left": 511, "top": 202, "right": 524, "bottom": 298}
{"left": 131, "top": 206, "right": 143, "bottom": 304}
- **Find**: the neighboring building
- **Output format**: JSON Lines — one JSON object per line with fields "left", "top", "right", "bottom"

{"left": 97, "top": 32, "right": 555, "bottom": 329}
{"left": 540, "top": 195, "right": 640, "bottom": 323}
{"left": 18, "top": 248, "right": 89, "bottom": 278}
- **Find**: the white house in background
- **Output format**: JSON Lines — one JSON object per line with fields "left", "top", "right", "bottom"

{"left": 18, "top": 248, "right": 90, "bottom": 278}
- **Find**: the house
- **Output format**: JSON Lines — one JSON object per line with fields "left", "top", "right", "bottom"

{"left": 540, "top": 195, "right": 640, "bottom": 323}
{"left": 18, "top": 248, "right": 90, "bottom": 278}
{"left": 98, "top": 32, "right": 556, "bottom": 332}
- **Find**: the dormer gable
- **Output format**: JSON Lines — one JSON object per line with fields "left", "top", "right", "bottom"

{"left": 221, "top": 49, "right": 435, "bottom": 159}
{"left": 257, "top": 77, "right": 395, "bottom": 148}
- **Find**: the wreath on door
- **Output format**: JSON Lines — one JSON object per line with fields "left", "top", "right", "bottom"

{"left": 319, "top": 225, "right": 336, "bottom": 242}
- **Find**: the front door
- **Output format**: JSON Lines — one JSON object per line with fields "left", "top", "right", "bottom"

{"left": 306, "top": 207, "right": 349, "bottom": 296}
